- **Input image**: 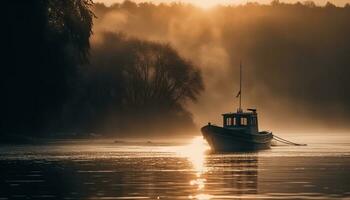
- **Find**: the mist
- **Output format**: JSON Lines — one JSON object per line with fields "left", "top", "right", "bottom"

{"left": 92, "top": 1, "right": 350, "bottom": 133}
{"left": 3, "top": 1, "right": 204, "bottom": 138}
{"left": 73, "top": 32, "right": 203, "bottom": 136}
{"left": 3, "top": 1, "right": 350, "bottom": 141}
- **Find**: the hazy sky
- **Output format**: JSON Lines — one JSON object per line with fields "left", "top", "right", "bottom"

{"left": 96, "top": 0, "right": 350, "bottom": 7}
{"left": 92, "top": 2, "right": 350, "bottom": 132}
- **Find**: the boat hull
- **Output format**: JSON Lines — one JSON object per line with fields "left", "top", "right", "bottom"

{"left": 201, "top": 125, "right": 273, "bottom": 152}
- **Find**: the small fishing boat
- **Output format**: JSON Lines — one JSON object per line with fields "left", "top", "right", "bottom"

{"left": 201, "top": 109, "right": 273, "bottom": 151}
{"left": 201, "top": 62, "right": 273, "bottom": 152}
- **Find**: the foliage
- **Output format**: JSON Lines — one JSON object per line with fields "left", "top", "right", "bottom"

{"left": 2, "top": 1, "right": 203, "bottom": 137}
{"left": 2, "top": 0, "right": 94, "bottom": 135}
{"left": 69, "top": 33, "right": 203, "bottom": 135}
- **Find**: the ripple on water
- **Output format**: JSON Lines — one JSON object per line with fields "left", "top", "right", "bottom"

{"left": 0, "top": 139, "right": 349, "bottom": 200}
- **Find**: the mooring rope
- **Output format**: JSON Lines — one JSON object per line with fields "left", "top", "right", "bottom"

{"left": 273, "top": 134, "right": 307, "bottom": 146}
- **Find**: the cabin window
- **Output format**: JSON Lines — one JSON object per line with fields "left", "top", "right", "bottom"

{"left": 240, "top": 117, "right": 248, "bottom": 126}
{"left": 226, "top": 118, "right": 231, "bottom": 126}
{"left": 225, "top": 117, "right": 238, "bottom": 126}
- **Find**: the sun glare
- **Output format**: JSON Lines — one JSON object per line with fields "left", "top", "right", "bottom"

{"left": 188, "top": 194, "right": 213, "bottom": 200}
{"left": 176, "top": 136, "right": 212, "bottom": 199}
{"left": 177, "top": 136, "right": 210, "bottom": 172}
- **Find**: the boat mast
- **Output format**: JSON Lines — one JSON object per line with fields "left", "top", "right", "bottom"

{"left": 238, "top": 61, "right": 243, "bottom": 113}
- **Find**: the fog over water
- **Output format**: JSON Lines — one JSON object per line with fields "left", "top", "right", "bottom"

{"left": 92, "top": 1, "right": 350, "bottom": 133}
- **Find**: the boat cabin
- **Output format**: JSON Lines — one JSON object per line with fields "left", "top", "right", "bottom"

{"left": 222, "top": 109, "right": 259, "bottom": 134}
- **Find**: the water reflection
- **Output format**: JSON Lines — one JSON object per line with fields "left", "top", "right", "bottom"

{"left": 0, "top": 139, "right": 349, "bottom": 199}
{"left": 176, "top": 137, "right": 210, "bottom": 199}
{"left": 214, "top": 155, "right": 259, "bottom": 195}
{"left": 179, "top": 137, "right": 259, "bottom": 199}
{"left": 177, "top": 136, "right": 209, "bottom": 173}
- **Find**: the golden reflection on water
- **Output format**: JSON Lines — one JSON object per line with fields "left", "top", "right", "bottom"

{"left": 189, "top": 193, "right": 213, "bottom": 200}
{"left": 176, "top": 136, "right": 212, "bottom": 199}
{"left": 177, "top": 136, "right": 210, "bottom": 172}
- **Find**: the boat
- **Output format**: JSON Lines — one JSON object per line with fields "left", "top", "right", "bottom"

{"left": 201, "top": 62, "right": 273, "bottom": 152}
{"left": 201, "top": 109, "right": 273, "bottom": 151}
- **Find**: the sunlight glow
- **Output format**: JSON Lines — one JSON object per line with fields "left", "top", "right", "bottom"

{"left": 177, "top": 136, "right": 210, "bottom": 172}
{"left": 190, "top": 178, "right": 206, "bottom": 190}
{"left": 176, "top": 136, "right": 212, "bottom": 199}
{"left": 188, "top": 194, "right": 213, "bottom": 200}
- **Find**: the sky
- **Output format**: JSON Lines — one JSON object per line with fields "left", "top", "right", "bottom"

{"left": 96, "top": 0, "right": 350, "bottom": 7}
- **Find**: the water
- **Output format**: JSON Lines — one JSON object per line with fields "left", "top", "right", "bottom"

{"left": 0, "top": 135, "right": 349, "bottom": 200}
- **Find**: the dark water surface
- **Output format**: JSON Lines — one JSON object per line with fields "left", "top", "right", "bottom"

{"left": 0, "top": 135, "right": 349, "bottom": 200}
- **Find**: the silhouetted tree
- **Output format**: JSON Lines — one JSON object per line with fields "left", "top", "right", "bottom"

{"left": 294, "top": 1, "right": 303, "bottom": 7}
{"left": 303, "top": 1, "right": 317, "bottom": 8}
{"left": 121, "top": 0, "right": 138, "bottom": 10}
{"left": 123, "top": 40, "right": 203, "bottom": 109}
{"left": 2, "top": 1, "right": 94, "bottom": 136}
{"left": 325, "top": 2, "right": 336, "bottom": 8}
{"left": 69, "top": 33, "right": 204, "bottom": 135}
{"left": 271, "top": 0, "right": 281, "bottom": 6}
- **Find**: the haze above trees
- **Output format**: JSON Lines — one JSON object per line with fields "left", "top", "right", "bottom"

{"left": 93, "top": 0, "right": 350, "bottom": 131}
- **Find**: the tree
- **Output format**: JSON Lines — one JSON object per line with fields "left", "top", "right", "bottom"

{"left": 123, "top": 41, "right": 203, "bottom": 110}
{"left": 75, "top": 33, "right": 204, "bottom": 135}
{"left": 303, "top": 1, "right": 316, "bottom": 8}
{"left": 271, "top": 0, "right": 281, "bottom": 6}
{"left": 325, "top": 2, "right": 336, "bottom": 8}
{"left": 2, "top": 1, "right": 94, "bottom": 136}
